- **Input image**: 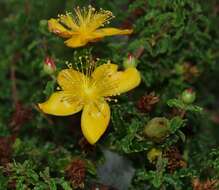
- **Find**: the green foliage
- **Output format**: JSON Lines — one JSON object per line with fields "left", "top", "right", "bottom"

{"left": 0, "top": 161, "right": 72, "bottom": 190}
{"left": 167, "top": 98, "right": 203, "bottom": 113}
{"left": 0, "top": 0, "right": 219, "bottom": 189}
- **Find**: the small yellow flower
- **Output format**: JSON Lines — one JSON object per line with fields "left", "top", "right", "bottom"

{"left": 38, "top": 62, "right": 141, "bottom": 144}
{"left": 48, "top": 6, "right": 133, "bottom": 48}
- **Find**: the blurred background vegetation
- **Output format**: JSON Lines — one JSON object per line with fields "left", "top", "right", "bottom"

{"left": 0, "top": 0, "right": 219, "bottom": 189}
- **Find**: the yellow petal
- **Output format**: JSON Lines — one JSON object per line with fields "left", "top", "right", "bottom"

{"left": 109, "top": 68, "right": 141, "bottom": 95}
{"left": 81, "top": 100, "right": 110, "bottom": 144}
{"left": 57, "top": 69, "right": 86, "bottom": 92}
{"left": 95, "top": 67, "right": 141, "bottom": 97}
{"left": 59, "top": 14, "right": 79, "bottom": 31}
{"left": 64, "top": 36, "right": 88, "bottom": 48}
{"left": 38, "top": 92, "right": 83, "bottom": 116}
{"left": 92, "top": 27, "right": 133, "bottom": 38}
{"left": 48, "top": 19, "right": 73, "bottom": 38}
{"left": 92, "top": 63, "right": 141, "bottom": 97}
{"left": 92, "top": 63, "right": 118, "bottom": 81}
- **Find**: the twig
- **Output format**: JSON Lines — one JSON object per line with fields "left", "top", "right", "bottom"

{"left": 25, "top": 0, "right": 30, "bottom": 16}
{"left": 179, "top": 109, "right": 186, "bottom": 118}
{"left": 134, "top": 46, "right": 145, "bottom": 59}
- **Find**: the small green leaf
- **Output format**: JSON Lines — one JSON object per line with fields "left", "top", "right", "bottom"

{"left": 178, "top": 131, "right": 186, "bottom": 142}
{"left": 169, "top": 116, "right": 185, "bottom": 133}
{"left": 43, "top": 81, "right": 56, "bottom": 97}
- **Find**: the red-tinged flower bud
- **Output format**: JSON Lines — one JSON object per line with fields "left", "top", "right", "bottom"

{"left": 123, "top": 53, "right": 138, "bottom": 69}
{"left": 43, "top": 57, "right": 56, "bottom": 75}
{"left": 181, "top": 88, "right": 196, "bottom": 104}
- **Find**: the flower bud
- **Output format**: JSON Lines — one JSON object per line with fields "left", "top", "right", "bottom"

{"left": 147, "top": 148, "right": 162, "bottom": 163}
{"left": 181, "top": 88, "right": 196, "bottom": 104}
{"left": 123, "top": 53, "right": 138, "bottom": 69}
{"left": 144, "top": 117, "right": 170, "bottom": 143}
{"left": 43, "top": 57, "right": 56, "bottom": 75}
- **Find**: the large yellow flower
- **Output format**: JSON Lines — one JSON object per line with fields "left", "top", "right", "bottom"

{"left": 38, "top": 62, "right": 141, "bottom": 144}
{"left": 48, "top": 6, "right": 133, "bottom": 48}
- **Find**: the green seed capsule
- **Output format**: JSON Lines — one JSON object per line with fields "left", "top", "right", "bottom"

{"left": 181, "top": 88, "right": 196, "bottom": 104}
{"left": 144, "top": 117, "right": 170, "bottom": 143}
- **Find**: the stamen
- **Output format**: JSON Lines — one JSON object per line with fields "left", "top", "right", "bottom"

{"left": 53, "top": 6, "right": 116, "bottom": 38}
{"left": 61, "top": 56, "right": 122, "bottom": 104}
{"left": 72, "top": 6, "right": 114, "bottom": 32}
{"left": 66, "top": 61, "right": 73, "bottom": 69}
{"left": 104, "top": 97, "right": 118, "bottom": 103}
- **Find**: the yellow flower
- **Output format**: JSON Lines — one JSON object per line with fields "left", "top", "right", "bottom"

{"left": 48, "top": 6, "right": 133, "bottom": 48}
{"left": 38, "top": 62, "right": 141, "bottom": 144}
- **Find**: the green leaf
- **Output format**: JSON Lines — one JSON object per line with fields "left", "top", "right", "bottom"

{"left": 59, "top": 180, "right": 72, "bottom": 190}
{"left": 85, "top": 159, "right": 97, "bottom": 176}
{"left": 169, "top": 116, "right": 185, "bottom": 133}
{"left": 167, "top": 98, "right": 203, "bottom": 113}
{"left": 43, "top": 81, "right": 56, "bottom": 97}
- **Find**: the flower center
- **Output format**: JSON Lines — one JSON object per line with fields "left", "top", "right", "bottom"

{"left": 82, "top": 82, "right": 98, "bottom": 103}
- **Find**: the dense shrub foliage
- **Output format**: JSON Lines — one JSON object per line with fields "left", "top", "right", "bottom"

{"left": 0, "top": 0, "right": 219, "bottom": 189}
